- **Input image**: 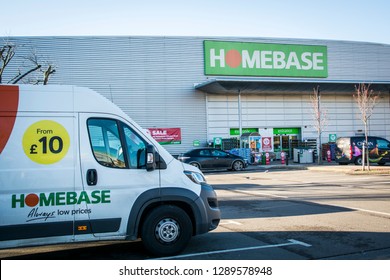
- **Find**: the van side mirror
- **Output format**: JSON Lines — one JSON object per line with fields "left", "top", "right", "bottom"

{"left": 146, "top": 144, "right": 156, "bottom": 172}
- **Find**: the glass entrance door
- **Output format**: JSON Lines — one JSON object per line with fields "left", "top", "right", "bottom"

{"left": 274, "top": 135, "right": 300, "bottom": 159}
{"left": 281, "top": 136, "right": 290, "bottom": 153}
{"left": 273, "top": 136, "right": 281, "bottom": 153}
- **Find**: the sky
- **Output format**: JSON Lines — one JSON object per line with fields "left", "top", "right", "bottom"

{"left": 2, "top": 0, "right": 390, "bottom": 45}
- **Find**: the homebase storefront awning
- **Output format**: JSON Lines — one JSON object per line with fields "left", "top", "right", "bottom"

{"left": 195, "top": 78, "right": 390, "bottom": 94}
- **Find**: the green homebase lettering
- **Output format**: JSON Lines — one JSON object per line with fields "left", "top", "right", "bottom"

{"left": 67, "top": 192, "right": 78, "bottom": 204}
{"left": 12, "top": 194, "right": 25, "bottom": 208}
{"left": 78, "top": 191, "right": 91, "bottom": 204}
{"left": 55, "top": 192, "right": 66, "bottom": 205}
{"left": 92, "top": 190, "right": 111, "bottom": 203}
{"left": 40, "top": 192, "right": 55, "bottom": 206}
{"left": 11, "top": 190, "right": 111, "bottom": 208}
{"left": 205, "top": 40, "right": 328, "bottom": 78}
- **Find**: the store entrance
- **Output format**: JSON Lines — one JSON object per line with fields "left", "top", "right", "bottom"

{"left": 273, "top": 128, "right": 301, "bottom": 160}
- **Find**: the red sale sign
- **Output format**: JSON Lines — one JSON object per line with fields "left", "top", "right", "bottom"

{"left": 147, "top": 128, "right": 181, "bottom": 145}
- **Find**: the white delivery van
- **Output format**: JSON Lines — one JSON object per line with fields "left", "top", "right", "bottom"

{"left": 0, "top": 85, "right": 220, "bottom": 256}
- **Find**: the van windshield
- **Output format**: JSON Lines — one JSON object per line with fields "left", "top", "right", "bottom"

{"left": 377, "top": 139, "right": 390, "bottom": 149}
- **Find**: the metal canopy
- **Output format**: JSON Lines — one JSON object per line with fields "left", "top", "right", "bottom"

{"left": 194, "top": 78, "right": 390, "bottom": 94}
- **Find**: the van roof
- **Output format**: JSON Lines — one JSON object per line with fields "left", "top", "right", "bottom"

{"left": 1, "top": 85, "right": 127, "bottom": 119}
{"left": 1, "top": 84, "right": 173, "bottom": 161}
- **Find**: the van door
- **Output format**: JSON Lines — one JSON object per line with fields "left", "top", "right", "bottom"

{"left": 76, "top": 114, "right": 160, "bottom": 239}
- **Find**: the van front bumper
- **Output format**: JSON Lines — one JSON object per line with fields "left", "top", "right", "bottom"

{"left": 196, "top": 183, "right": 221, "bottom": 234}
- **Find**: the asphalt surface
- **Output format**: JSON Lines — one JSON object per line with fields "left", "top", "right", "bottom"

{"left": 1, "top": 161, "right": 389, "bottom": 260}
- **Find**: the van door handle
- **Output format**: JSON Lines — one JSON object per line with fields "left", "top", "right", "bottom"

{"left": 87, "top": 169, "right": 98, "bottom": 186}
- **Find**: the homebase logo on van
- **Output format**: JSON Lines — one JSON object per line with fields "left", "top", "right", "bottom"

{"left": 12, "top": 190, "right": 111, "bottom": 208}
{"left": 204, "top": 40, "right": 328, "bottom": 78}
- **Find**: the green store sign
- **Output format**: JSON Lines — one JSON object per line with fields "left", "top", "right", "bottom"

{"left": 204, "top": 40, "right": 328, "bottom": 78}
{"left": 273, "top": 128, "right": 301, "bottom": 135}
{"left": 230, "top": 128, "right": 258, "bottom": 136}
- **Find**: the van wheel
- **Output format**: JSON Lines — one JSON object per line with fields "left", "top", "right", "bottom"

{"left": 232, "top": 160, "right": 244, "bottom": 171}
{"left": 354, "top": 156, "right": 363, "bottom": 165}
{"left": 141, "top": 205, "right": 192, "bottom": 257}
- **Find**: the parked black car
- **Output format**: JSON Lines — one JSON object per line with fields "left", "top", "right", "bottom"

{"left": 178, "top": 148, "right": 248, "bottom": 171}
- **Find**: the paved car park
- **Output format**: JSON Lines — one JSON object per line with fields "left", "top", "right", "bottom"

{"left": 1, "top": 163, "right": 390, "bottom": 260}
{"left": 194, "top": 166, "right": 390, "bottom": 260}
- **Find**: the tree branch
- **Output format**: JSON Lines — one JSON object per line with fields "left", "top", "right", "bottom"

{"left": 12, "top": 64, "right": 41, "bottom": 84}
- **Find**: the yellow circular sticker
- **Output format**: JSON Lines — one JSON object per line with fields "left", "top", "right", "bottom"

{"left": 22, "top": 120, "right": 70, "bottom": 164}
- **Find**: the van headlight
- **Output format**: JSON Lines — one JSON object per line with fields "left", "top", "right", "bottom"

{"left": 184, "top": 171, "right": 207, "bottom": 184}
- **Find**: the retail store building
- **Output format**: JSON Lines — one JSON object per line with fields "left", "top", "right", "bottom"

{"left": 3, "top": 36, "right": 390, "bottom": 158}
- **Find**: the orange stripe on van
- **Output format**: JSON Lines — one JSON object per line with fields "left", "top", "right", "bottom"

{"left": 0, "top": 85, "right": 19, "bottom": 154}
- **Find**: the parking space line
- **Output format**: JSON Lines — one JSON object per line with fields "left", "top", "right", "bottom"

{"left": 338, "top": 205, "right": 390, "bottom": 217}
{"left": 288, "top": 239, "right": 312, "bottom": 247}
{"left": 154, "top": 239, "right": 312, "bottom": 260}
{"left": 219, "top": 220, "right": 242, "bottom": 225}
{"left": 226, "top": 188, "right": 289, "bottom": 199}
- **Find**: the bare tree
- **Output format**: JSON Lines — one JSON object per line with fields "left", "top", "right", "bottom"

{"left": 0, "top": 40, "right": 16, "bottom": 84}
{"left": 354, "top": 83, "right": 379, "bottom": 171}
{"left": 1, "top": 39, "right": 56, "bottom": 85}
{"left": 42, "top": 64, "right": 56, "bottom": 85}
{"left": 310, "top": 86, "right": 328, "bottom": 164}
{"left": 10, "top": 50, "right": 42, "bottom": 84}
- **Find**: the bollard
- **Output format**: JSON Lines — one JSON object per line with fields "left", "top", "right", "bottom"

{"left": 327, "top": 150, "right": 331, "bottom": 162}
{"left": 266, "top": 152, "right": 270, "bottom": 165}
{"left": 281, "top": 151, "right": 285, "bottom": 164}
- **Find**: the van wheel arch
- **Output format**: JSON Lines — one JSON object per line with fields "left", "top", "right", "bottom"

{"left": 354, "top": 156, "right": 363, "bottom": 165}
{"left": 140, "top": 204, "right": 193, "bottom": 256}
{"left": 126, "top": 189, "right": 201, "bottom": 241}
{"left": 137, "top": 201, "right": 196, "bottom": 238}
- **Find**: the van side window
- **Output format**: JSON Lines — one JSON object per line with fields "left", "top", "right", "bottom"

{"left": 122, "top": 125, "right": 146, "bottom": 169}
{"left": 87, "top": 118, "right": 147, "bottom": 169}
{"left": 87, "top": 119, "right": 126, "bottom": 168}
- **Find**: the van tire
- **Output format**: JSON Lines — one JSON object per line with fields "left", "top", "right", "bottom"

{"left": 141, "top": 205, "right": 192, "bottom": 256}
{"left": 354, "top": 156, "right": 363, "bottom": 165}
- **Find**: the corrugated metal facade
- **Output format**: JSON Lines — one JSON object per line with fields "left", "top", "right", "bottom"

{"left": 2, "top": 36, "right": 390, "bottom": 154}
{"left": 206, "top": 93, "right": 390, "bottom": 141}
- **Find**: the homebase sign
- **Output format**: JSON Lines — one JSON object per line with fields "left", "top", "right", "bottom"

{"left": 204, "top": 40, "right": 327, "bottom": 78}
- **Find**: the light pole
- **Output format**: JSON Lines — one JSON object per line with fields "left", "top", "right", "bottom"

{"left": 317, "top": 86, "right": 322, "bottom": 165}
{"left": 238, "top": 89, "right": 242, "bottom": 147}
